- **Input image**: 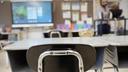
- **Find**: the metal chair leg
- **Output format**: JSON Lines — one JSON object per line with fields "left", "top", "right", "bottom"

{"left": 94, "top": 69, "right": 97, "bottom": 72}
{"left": 114, "top": 65, "right": 119, "bottom": 72}
{"left": 95, "top": 68, "right": 103, "bottom": 72}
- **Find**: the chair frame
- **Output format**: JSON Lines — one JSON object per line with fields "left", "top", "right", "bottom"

{"left": 50, "top": 31, "right": 61, "bottom": 38}
{"left": 38, "top": 50, "right": 84, "bottom": 72}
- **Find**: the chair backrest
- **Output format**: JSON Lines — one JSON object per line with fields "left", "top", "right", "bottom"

{"left": 0, "top": 33, "right": 8, "bottom": 40}
{"left": 49, "top": 30, "right": 63, "bottom": 38}
{"left": 26, "top": 44, "right": 96, "bottom": 72}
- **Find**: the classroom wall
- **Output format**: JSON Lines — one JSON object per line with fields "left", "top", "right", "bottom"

{"left": 0, "top": 1, "right": 12, "bottom": 29}
{"left": 0, "top": 0, "right": 93, "bottom": 28}
{"left": 120, "top": 0, "right": 128, "bottom": 18}
{"left": 0, "top": 0, "right": 94, "bottom": 39}
{"left": 53, "top": 0, "right": 93, "bottom": 26}
{"left": 120, "top": 0, "right": 128, "bottom": 30}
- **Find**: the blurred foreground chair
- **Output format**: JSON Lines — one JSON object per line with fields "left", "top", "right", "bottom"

{"left": 26, "top": 44, "right": 96, "bottom": 72}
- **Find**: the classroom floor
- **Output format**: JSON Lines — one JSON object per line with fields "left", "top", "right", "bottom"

{"left": 87, "top": 69, "right": 128, "bottom": 72}
{"left": 0, "top": 66, "right": 128, "bottom": 72}
{"left": 0, "top": 64, "right": 128, "bottom": 72}
{"left": 87, "top": 61, "right": 128, "bottom": 72}
{"left": 1, "top": 50, "right": 128, "bottom": 72}
{"left": 0, "top": 62, "right": 128, "bottom": 72}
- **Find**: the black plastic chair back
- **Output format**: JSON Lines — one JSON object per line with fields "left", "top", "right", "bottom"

{"left": 26, "top": 44, "right": 96, "bottom": 72}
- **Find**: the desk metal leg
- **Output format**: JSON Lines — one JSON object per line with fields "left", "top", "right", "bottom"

{"left": 95, "top": 46, "right": 119, "bottom": 72}
{"left": 104, "top": 45, "right": 119, "bottom": 72}
{"left": 95, "top": 48, "right": 105, "bottom": 72}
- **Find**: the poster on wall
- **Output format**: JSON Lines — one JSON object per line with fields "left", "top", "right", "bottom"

{"left": 62, "top": 11, "right": 71, "bottom": 19}
{"left": 71, "top": 2, "right": 80, "bottom": 10}
{"left": 81, "top": 2, "right": 88, "bottom": 12}
{"left": 62, "top": 2, "right": 71, "bottom": 10}
{"left": 72, "top": 12, "right": 79, "bottom": 21}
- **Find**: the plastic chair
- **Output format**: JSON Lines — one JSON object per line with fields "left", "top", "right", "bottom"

{"left": 49, "top": 30, "right": 63, "bottom": 38}
{"left": 26, "top": 44, "right": 96, "bottom": 72}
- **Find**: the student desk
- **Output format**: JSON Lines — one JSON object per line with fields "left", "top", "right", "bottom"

{"left": 2, "top": 36, "right": 125, "bottom": 72}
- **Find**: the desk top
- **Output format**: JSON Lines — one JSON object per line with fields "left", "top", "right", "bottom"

{"left": 101, "top": 35, "right": 128, "bottom": 46}
{"left": 3, "top": 37, "right": 111, "bottom": 50}
{"left": 3, "top": 35, "right": 128, "bottom": 50}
